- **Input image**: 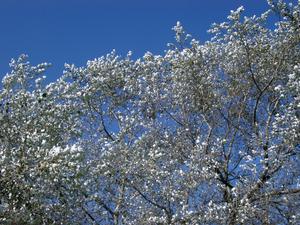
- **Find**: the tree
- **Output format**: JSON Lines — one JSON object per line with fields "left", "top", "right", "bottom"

{"left": 0, "top": 0, "right": 299, "bottom": 224}
{"left": 0, "top": 55, "right": 84, "bottom": 224}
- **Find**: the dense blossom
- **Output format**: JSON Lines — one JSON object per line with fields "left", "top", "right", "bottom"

{"left": 0, "top": 1, "right": 299, "bottom": 224}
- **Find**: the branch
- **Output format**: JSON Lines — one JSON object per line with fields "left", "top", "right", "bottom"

{"left": 81, "top": 206, "right": 98, "bottom": 225}
{"left": 130, "top": 184, "right": 172, "bottom": 219}
{"left": 266, "top": 188, "right": 300, "bottom": 197}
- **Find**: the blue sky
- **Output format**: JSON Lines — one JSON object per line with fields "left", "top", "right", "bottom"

{"left": 0, "top": 0, "right": 271, "bottom": 82}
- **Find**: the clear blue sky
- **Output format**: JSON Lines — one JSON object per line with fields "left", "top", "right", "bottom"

{"left": 0, "top": 0, "right": 271, "bottom": 82}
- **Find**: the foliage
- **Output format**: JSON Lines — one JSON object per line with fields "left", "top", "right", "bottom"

{"left": 0, "top": 1, "right": 299, "bottom": 224}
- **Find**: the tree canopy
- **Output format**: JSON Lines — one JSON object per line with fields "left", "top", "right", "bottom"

{"left": 0, "top": 1, "right": 299, "bottom": 224}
